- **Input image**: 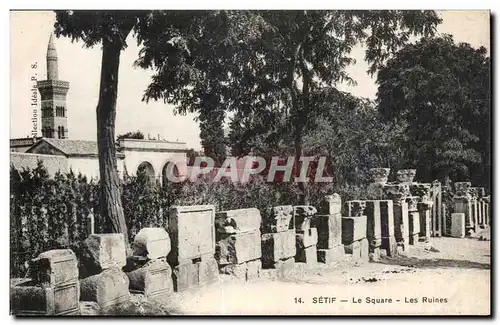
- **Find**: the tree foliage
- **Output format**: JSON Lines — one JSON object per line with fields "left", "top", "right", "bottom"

{"left": 136, "top": 10, "right": 442, "bottom": 202}
{"left": 376, "top": 35, "right": 491, "bottom": 187}
{"left": 117, "top": 130, "right": 145, "bottom": 141}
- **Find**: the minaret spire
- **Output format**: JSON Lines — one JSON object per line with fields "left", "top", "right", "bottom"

{"left": 46, "top": 33, "right": 58, "bottom": 80}
{"left": 38, "top": 33, "right": 69, "bottom": 139}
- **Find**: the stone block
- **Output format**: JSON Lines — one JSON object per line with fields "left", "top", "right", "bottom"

{"left": 132, "top": 228, "right": 171, "bottom": 260}
{"left": 29, "top": 249, "right": 78, "bottom": 287}
{"left": 454, "top": 197, "right": 473, "bottom": 228}
{"left": 294, "top": 205, "right": 317, "bottom": 231}
{"left": 295, "top": 245, "right": 317, "bottom": 266}
{"left": 341, "top": 216, "right": 367, "bottom": 244}
{"left": 79, "top": 234, "right": 127, "bottom": 276}
{"left": 409, "top": 233, "right": 420, "bottom": 245}
{"left": 379, "top": 200, "right": 395, "bottom": 238}
{"left": 451, "top": 213, "right": 466, "bottom": 238}
{"left": 418, "top": 201, "right": 432, "bottom": 242}
{"left": 370, "top": 168, "right": 391, "bottom": 183}
{"left": 344, "top": 240, "right": 361, "bottom": 260}
{"left": 172, "top": 261, "right": 198, "bottom": 292}
{"left": 408, "top": 211, "right": 420, "bottom": 237}
{"left": 381, "top": 236, "right": 398, "bottom": 257}
{"left": 365, "top": 201, "right": 382, "bottom": 245}
{"left": 197, "top": 255, "right": 219, "bottom": 286}
{"left": 410, "top": 183, "right": 432, "bottom": 201}
{"left": 215, "top": 208, "right": 262, "bottom": 236}
{"left": 220, "top": 259, "right": 261, "bottom": 281}
{"left": 369, "top": 247, "right": 381, "bottom": 262}
{"left": 317, "top": 246, "right": 345, "bottom": 264}
{"left": 11, "top": 279, "right": 79, "bottom": 315}
{"left": 455, "top": 182, "right": 472, "bottom": 197}
{"left": 360, "top": 238, "right": 369, "bottom": 262}
{"left": 312, "top": 214, "right": 342, "bottom": 249}
{"left": 393, "top": 201, "right": 409, "bottom": 242}
{"left": 215, "top": 230, "right": 261, "bottom": 265}
{"left": 273, "top": 257, "right": 295, "bottom": 278}
{"left": 220, "top": 263, "right": 246, "bottom": 280}
{"left": 346, "top": 200, "right": 367, "bottom": 217}
{"left": 126, "top": 259, "right": 173, "bottom": 298}
{"left": 296, "top": 228, "right": 318, "bottom": 248}
{"left": 367, "top": 183, "right": 385, "bottom": 200}
{"left": 246, "top": 259, "right": 262, "bottom": 281}
{"left": 261, "top": 229, "right": 296, "bottom": 267}
{"left": 369, "top": 238, "right": 382, "bottom": 251}
{"left": 80, "top": 268, "right": 130, "bottom": 308}
{"left": 321, "top": 193, "right": 342, "bottom": 215}
{"left": 168, "top": 205, "right": 216, "bottom": 265}
{"left": 396, "top": 169, "right": 416, "bottom": 183}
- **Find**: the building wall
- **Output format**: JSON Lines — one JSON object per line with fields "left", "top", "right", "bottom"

{"left": 10, "top": 152, "right": 69, "bottom": 175}
{"left": 68, "top": 156, "right": 125, "bottom": 181}
{"left": 123, "top": 150, "right": 188, "bottom": 180}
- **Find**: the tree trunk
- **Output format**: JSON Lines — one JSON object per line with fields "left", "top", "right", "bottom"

{"left": 96, "top": 38, "right": 128, "bottom": 245}
{"left": 294, "top": 124, "right": 309, "bottom": 205}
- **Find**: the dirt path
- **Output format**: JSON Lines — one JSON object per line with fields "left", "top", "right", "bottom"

{"left": 167, "top": 233, "right": 490, "bottom": 315}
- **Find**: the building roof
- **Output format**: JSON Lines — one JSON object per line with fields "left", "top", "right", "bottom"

{"left": 27, "top": 138, "right": 125, "bottom": 159}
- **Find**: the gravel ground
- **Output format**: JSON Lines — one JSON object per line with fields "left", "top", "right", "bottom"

{"left": 82, "top": 229, "right": 491, "bottom": 316}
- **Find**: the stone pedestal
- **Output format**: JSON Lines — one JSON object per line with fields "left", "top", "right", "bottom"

{"left": 294, "top": 205, "right": 318, "bottom": 266}
{"left": 215, "top": 230, "right": 261, "bottom": 266}
{"left": 418, "top": 201, "right": 432, "bottom": 242}
{"left": 396, "top": 169, "right": 416, "bottom": 183}
{"left": 80, "top": 268, "right": 130, "bottom": 308}
{"left": 317, "top": 246, "right": 345, "bottom": 264}
{"left": 78, "top": 234, "right": 127, "bottom": 277}
{"left": 215, "top": 208, "right": 262, "bottom": 282}
{"left": 430, "top": 181, "right": 443, "bottom": 237}
{"left": 365, "top": 200, "right": 392, "bottom": 257}
{"left": 406, "top": 197, "right": 420, "bottom": 245}
{"left": 378, "top": 200, "right": 396, "bottom": 257}
{"left": 220, "top": 259, "right": 262, "bottom": 281}
{"left": 313, "top": 194, "right": 345, "bottom": 264}
{"left": 454, "top": 197, "right": 473, "bottom": 230}
{"left": 393, "top": 201, "right": 409, "bottom": 250}
{"left": 11, "top": 279, "right": 80, "bottom": 316}
{"left": 261, "top": 229, "right": 296, "bottom": 267}
{"left": 172, "top": 255, "right": 219, "bottom": 292}
{"left": 11, "top": 249, "right": 80, "bottom": 315}
{"left": 383, "top": 184, "right": 411, "bottom": 253}
{"left": 341, "top": 216, "right": 367, "bottom": 244}
{"left": 451, "top": 213, "right": 466, "bottom": 238}
{"left": 344, "top": 238, "right": 369, "bottom": 262}
{"left": 125, "top": 227, "right": 174, "bottom": 299}
{"left": 126, "top": 258, "right": 173, "bottom": 299}
{"left": 264, "top": 205, "right": 294, "bottom": 233}
{"left": 167, "top": 205, "right": 216, "bottom": 266}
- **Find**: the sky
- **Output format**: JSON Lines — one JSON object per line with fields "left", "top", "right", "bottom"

{"left": 10, "top": 10, "right": 490, "bottom": 150}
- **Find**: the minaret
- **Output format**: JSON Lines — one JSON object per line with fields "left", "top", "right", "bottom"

{"left": 37, "top": 34, "right": 69, "bottom": 139}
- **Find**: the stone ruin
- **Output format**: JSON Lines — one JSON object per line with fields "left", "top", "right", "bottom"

{"left": 125, "top": 228, "right": 173, "bottom": 299}
{"left": 10, "top": 172, "right": 491, "bottom": 315}
{"left": 294, "top": 205, "right": 319, "bottom": 268}
{"left": 215, "top": 208, "right": 262, "bottom": 281}
{"left": 261, "top": 205, "right": 296, "bottom": 277}
{"left": 451, "top": 183, "right": 489, "bottom": 238}
{"left": 11, "top": 249, "right": 80, "bottom": 315}
{"left": 343, "top": 201, "right": 369, "bottom": 262}
{"left": 311, "top": 194, "right": 345, "bottom": 264}
{"left": 79, "top": 234, "right": 130, "bottom": 308}
{"left": 167, "top": 205, "right": 219, "bottom": 291}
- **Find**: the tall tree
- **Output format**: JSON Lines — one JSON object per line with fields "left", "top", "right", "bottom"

{"left": 376, "top": 35, "right": 490, "bottom": 187}
{"left": 54, "top": 10, "right": 148, "bottom": 244}
{"left": 136, "top": 10, "right": 442, "bottom": 203}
